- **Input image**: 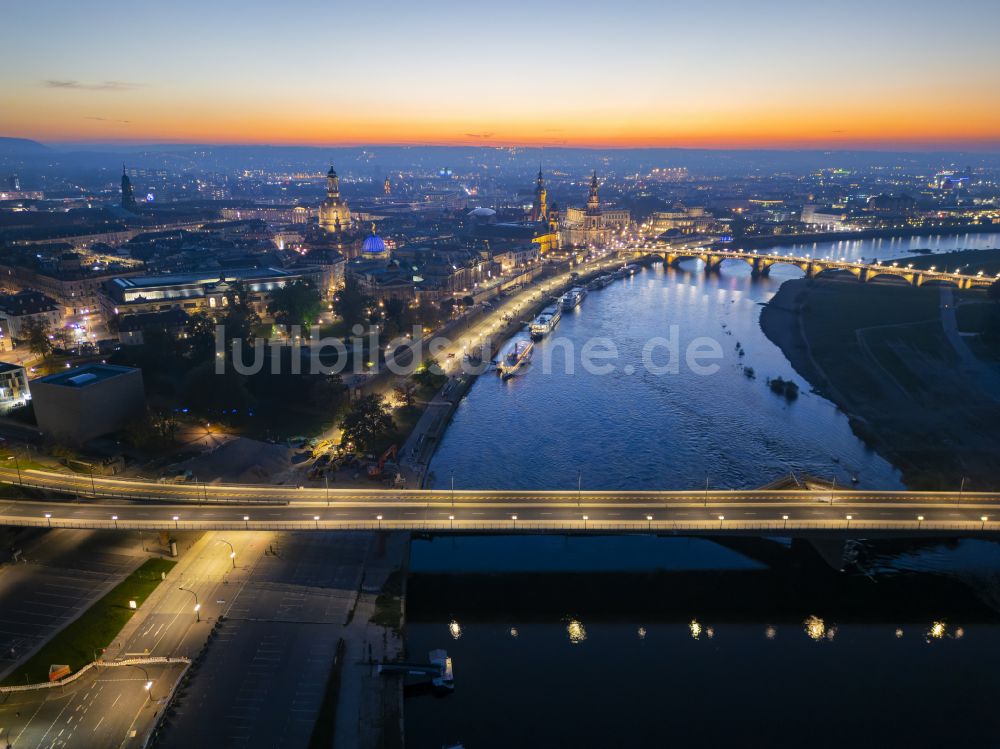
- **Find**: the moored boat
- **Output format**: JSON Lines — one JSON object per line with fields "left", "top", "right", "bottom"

{"left": 497, "top": 335, "right": 534, "bottom": 379}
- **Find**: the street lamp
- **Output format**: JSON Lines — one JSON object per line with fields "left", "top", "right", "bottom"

{"left": 219, "top": 539, "right": 236, "bottom": 568}
{"left": 376, "top": 514, "right": 382, "bottom": 530}
{"left": 132, "top": 664, "right": 154, "bottom": 702}
{"left": 917, "top": 515, "right": 924, "bottom": 529}
{"left": 448, "top": 514, "right": 454, "bottom": 530}
{"left": 112, "top": 515, "right": 118, "bottom": 529}
{"left": 173, "top": 515, "right": 179, "bottom": 529}
{"left": 782, "top": 514, "right": 789, "bottom": 529}
{"left": 582, "top": 515, "right": 589, "bottom": 530}
{"left": 511, "top": 514, "right": 517, "bottom": 529}
{"left": 718, "top": 514, "right": 725, "bottom": 529}
{"left": 846, "top": 514, "right": 853, "bottom": 528}
{"left": 243, "top": 515, "right": 249, "bottom": 530}
{"left": 7, "top": 454, "right": 21, "bottom": 485}
{"left": 179, "top": 587, "right": 200, "bottom": 622}
{"left": 314, "top": 515, "right": 320, "bottom": 529}
{"left": 981, "top": 515, "right": 988, "bottom": 530}
{"left": 44, "top": 512, "right": 51, "bottom": 527}
{"left": 646, "top": 514, "right": 653, "bottom": 531}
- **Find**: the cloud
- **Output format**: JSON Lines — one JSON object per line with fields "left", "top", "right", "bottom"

{"left": 84, "top": 116, "right": 131, "bottom": 124}
{"left": 464, "top": 132, "right": 495, "bottom": 139}
{"left": 42, "top": 80, "right": 142, "bottom": 92}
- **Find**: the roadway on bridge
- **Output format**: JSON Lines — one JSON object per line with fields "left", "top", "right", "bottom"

{"left": 0, "top": 496, "right": 996, "bottom": 535}
{"left": 3, "top": 465, "right": 999, "bottom": 506}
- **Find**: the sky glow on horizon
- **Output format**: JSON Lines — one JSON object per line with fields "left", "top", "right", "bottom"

{"left": 2, "top": 0, "right": 999, "bottom": 150}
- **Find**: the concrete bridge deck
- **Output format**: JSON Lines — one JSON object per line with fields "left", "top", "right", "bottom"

{"left": 2, "top": 469, "right": 998, "bottom": 538}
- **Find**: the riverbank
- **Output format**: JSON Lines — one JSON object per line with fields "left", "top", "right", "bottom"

{"left": 760, "top": 277, "right": 1000, "bottom": 489}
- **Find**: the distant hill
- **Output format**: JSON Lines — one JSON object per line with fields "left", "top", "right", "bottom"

{"left": 0, "top": 137, "right": 48, "bottom": 155}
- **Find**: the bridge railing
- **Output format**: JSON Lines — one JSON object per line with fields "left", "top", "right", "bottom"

{"left": 3, "top": 515, "right": 994, "bottom": 535}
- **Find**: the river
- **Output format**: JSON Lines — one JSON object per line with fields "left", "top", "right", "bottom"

{"left": 407, "top": 233, "right": 1000, "bottom": 748}
{"left": 428, "top": 260, "right": 903, "bottom": 491}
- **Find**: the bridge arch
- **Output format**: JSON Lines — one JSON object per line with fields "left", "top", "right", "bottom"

{"left": 761, "top": 260, "right": 809, "bottom": 277}
{"left": 866, "top": 271, "right": 913, "bottom": 286}
{"left": 814, "top": 266, "right": 862, "bottom": 281}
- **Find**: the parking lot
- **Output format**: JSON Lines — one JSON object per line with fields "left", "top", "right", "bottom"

{"left": 156, "top": 532, "right": 371, "bottom": 748}
{"left": 0, "top": 529, "right": 148, "bottom": 681}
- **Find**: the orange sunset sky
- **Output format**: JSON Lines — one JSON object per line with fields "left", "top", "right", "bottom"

{"left": 2, "top": 0, "right": 999, "bottom": 150}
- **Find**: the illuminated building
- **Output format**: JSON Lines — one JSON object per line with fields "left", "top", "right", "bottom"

{"left": 383, "top": 175, "right": 392, "bottom": 196}
{"left": 0, "top": 362, "right": 30, "bottom": 413}
{"left": 99, "top": 265, "right": 339, "bottom": 321}
{"left": 0, "top": 290, "right": 63, "bottom": 340}
{"left": 559, "top": 171, "right": 630, "bottom": 247}
{"left": 360, "top": 223, "right": 389, "bottom": 258}
{"left": 530, "top": 168, "right": 547, "bottom": 223}
{"left": 318, "top": 165, "right": 353, "bottom": 233}
{"left": 800, "top": 203, "right": 848, "bottom": 230}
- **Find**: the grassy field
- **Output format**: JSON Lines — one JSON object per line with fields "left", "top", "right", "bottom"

{"left": 2, "top": 558, "right": 176, "bottom": 685}
{"left": 763, "top": 277, "right": 1000, "bottom": 489}
{"left": 906, "top": 247, "right": 1000, "bottom": 276}
{"left": 370, "top": 570, "right": 403, "bottom": 630}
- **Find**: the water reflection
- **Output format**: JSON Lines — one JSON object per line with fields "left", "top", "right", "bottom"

{"left": 689, "top": 619, "right": 702, "bottom": 639}
{"left": 430, "top": 263, "right": 903, "bottom": 490}
{"left": 406, "top": 534, "right": 1000, "bottom": 747}
{"left": 566, "top": 618, "right": 587, "bottom": 644}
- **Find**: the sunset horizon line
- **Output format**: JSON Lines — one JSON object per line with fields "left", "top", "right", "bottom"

{"left": 11, "top": 134, "right": 1000, "bottom": 154}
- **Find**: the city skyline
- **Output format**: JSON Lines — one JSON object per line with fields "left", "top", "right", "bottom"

{"left": 2, "top": 0, "right": 1000, "bottom": 150}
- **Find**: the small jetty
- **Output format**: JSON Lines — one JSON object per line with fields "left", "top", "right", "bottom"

{"left": 378, "top": 648, "right": 454, "bottom": 692}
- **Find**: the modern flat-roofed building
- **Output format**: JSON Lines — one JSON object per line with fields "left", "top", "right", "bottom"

{"left": 30, "top": 364, "right": 145, "bottom": 443}
{"left": 98, "top": 265, "right": 335, "bottom": 322}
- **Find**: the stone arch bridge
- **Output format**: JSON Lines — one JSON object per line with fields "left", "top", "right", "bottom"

{"left": 641, "top": 247, "right": 995, "bottom": 289}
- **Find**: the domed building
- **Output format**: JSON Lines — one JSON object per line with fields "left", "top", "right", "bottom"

{"left": 360, "top": 223, "right": 389, "bottom": 257}
{"left": 318, "top": 165, "right": 352, "bottom": 234}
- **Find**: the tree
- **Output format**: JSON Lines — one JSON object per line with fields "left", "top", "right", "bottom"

{"left": 222, "top": 281, "right": 261, "bottom": 350}
{"left": 19, "top": 318, "right": 53, "bottom": 360}
{"left": 339, "top": 394, "right": 394, "bottom": 453}
{"left": 124, "top": 409, "right": 178, "bottom": 450}
{"left": 394, "top": 380, "right": 417, "bottom": 408}
{"left": 185, "top": 312, "right": 217, "bottom": 361}
{"left": 384, "top": 297, "right": 406, "bottom": 335}
{"left": 267, "top": 280, "right": 322, "bottom": 330}
{"left": 335, "top": 276, "right": 371, "bottom": 333}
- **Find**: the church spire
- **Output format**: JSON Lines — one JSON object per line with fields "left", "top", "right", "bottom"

{"left": 586, "top": 169, "right": 600, "bottom": 215}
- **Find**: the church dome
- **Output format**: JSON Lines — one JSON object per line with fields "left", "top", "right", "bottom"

{"left": 362, "top": 234, "right": 386, "bottom": 254}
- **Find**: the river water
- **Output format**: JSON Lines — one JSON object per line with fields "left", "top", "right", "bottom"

{"left": 428, "top": 232, "right": 1000, "bottom": 491}
{"left": 408, "top": 233, "right": 1000, "bottom": 748}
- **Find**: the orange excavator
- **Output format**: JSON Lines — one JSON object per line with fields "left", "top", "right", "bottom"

{"left": 367, "top": 444, "right": 398, "bottom": 478}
